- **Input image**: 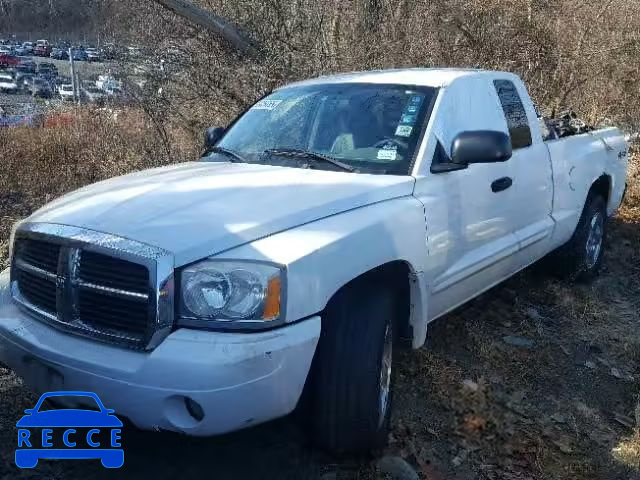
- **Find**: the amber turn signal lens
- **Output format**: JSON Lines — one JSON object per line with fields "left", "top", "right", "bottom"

{"left": 262, "top": 276, "right": 281, "bottom": 320}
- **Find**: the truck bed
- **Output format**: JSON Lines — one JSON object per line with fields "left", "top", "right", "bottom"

{"left": 546, "top": 126, "right": 628, "bottom": 246}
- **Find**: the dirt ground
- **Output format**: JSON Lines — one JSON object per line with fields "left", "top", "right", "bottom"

{"left": 0, "top": 163, "right": 638, "bottom": 480}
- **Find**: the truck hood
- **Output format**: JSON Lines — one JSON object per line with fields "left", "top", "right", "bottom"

{"left": 28, "top": 162, "right": 415, "bottom": 266}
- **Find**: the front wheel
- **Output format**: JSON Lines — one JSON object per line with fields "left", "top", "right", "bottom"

{"left": 309, "top": 280, "right": 396, "bottom": 454}
{"left": 553, "top": 193, "right": 607, "bottom": 282}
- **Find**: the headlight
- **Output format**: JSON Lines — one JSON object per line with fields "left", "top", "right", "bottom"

{"left": 177, "top": 260, "right": 285, "bottom": 330}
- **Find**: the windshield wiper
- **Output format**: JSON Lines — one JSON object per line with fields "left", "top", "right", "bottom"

{"left": 264, "top": 148, "right": 355, "bottom": 172}
{"left": 207, "top": 146, "right": 247, "bottom": 163}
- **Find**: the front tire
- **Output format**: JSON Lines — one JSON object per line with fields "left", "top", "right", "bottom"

{"left": 309, "top": 280, "right": 396, "bottom": 455}
{"left": 553, "top": 193, "right": 607, "bottom": 282}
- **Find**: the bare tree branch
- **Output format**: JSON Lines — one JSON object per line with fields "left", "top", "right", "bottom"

{"left": 150, "top": 0, "right": 259, "bottom": 56}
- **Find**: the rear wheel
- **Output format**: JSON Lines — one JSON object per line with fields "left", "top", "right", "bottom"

{"left": 552, "top": 193, "right": 607, "bottom": 282}
{"left": 309, "top": 280, "right": 396, "bottom": 454}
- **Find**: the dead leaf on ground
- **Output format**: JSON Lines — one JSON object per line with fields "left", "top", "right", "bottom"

{"left": 462, "top": 414, "right": 488, "bottom": 432}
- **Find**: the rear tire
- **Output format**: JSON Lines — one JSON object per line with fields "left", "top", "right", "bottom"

{"left": 309, "top": 280, "right": 396, "bottom": 455}
{"left": 551, "top": 193, "right": 607, "bottom": 282}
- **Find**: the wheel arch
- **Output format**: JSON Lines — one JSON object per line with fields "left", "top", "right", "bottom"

{"left": 589, "top": 173, "right": 612, "bottom": 206}
{"left": 321, "top": 260, "right": 428, "bottom": 349}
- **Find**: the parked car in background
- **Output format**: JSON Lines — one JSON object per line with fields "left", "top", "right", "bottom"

{"left": 36, "top": 63, "right": 57, "bottom": 80}
{"left": 58, "top": 84, "right": 75, "bottom": 101}
{"left": 71, "top": 49, "right": 88, "bottom": 62}
{"left": 0, "top": 73, "right": 18, "bottom": 93}
{"left": 38, "top": 62, "right": 58, "bottom": 74}
{"left": 95, "top": 74, "right": 111, "bottom": 90}
{"left": 55, "top": 76, "right": 71, "bottom": 88}
{"left": 85, "top": 48, "right": 102, "bottom": 62}
{"left": 19, "top": 60, "right": 37, "bottom": 74}
{"left": 34, "top": 40, "right": 52, "bottom": 57}
{"left": 22, "top": 42, "right": 34, "bottom": 55}
{"left": 28, "top": 78, "right": 53, "bottom": 98}
{"left": 15, "top": 72, "right": 33, "bottom": 90}
{"left": 0, "top": 54, "right": 19, "bottom": 68}
{"left": 82, "top": 85, "right": 105, "bottom": 103}
{"left": 102, "top": 43, "right": 119, "bottom": 60}
{"left": 50, "top": 48, "right": 68, "bottom": 60}
{"left": 13, "top": 45, "right": 28, "bottom": 56}
{"left": 104, "top": 85, "right": 123, "bottom": 97}
{"left": 33, "top": 45, "right": 47, "bottom": 56}
{"left": 95, "top": 74, "right": 121, "bottom": 91}
{"left": 0, "top": 46, "right": 12, "bottom": 56}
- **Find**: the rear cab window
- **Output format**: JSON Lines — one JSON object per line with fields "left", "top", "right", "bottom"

{"left": 493, "top": 79, "right": 532, "bottom": 149}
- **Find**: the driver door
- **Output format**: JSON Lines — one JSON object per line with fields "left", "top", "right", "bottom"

{"left": 413, "top": 76, "right": 520, "bottom": 320}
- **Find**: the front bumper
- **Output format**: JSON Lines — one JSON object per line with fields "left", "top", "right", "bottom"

{"left": 0, "top": 269, "right": 320, "bottom": 436}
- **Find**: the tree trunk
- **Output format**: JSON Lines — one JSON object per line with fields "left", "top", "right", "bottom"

{"left": 150, "top": 0, "right": 257, "bottom": 55}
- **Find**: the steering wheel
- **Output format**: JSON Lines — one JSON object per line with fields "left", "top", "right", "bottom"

{"left": 373, "top": 137, "right": 406, "bottom": 150}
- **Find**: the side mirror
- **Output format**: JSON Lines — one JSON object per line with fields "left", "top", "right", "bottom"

{"left": 451, "top": 130, "right": 512, "bottom": 165}
{"left": 204, "top": 127, "right": 225, "bottom": 150}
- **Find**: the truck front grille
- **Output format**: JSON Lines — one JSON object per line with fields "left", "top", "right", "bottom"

{"left": 10, "top": 226, "right": 174, "bottom": 350}
{"left": 17, "top": 238, "right": 60, "bottom": 272}
{"left": 15, "top": 267, "right": 57, "bottom": 314}
{"left": 78, "top": 251, "right": 149, "bottom": 294}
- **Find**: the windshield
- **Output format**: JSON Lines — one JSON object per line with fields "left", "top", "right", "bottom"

{"left": 208, "top": 83, "right": 437, "bottom": 175}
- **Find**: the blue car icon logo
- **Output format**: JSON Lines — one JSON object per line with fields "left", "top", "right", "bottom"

{"left": 16, "top": 391, "right": 124, "bottom": 469}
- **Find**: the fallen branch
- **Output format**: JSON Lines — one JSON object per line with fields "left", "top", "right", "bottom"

{"left": 150, "top": 0, "right": 259, "bottom": 56}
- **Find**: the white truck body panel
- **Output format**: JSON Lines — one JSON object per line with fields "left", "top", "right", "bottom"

{"left": 220, "top": 196, "right": 430, "bottom": 344}
{"left": 28, "top": 162, "right": 415, "bottom": 266}
{"left": 412, "top": 72, "right": 627, "bottom": 322}
{"left": 547, "top": 127, "right": 628, "bottom": 243}
{"left": 0, "top": 76, "right": 18, "bottom": 92}
{"left": 0, "top": 68, "right": 628, "bottom": 436}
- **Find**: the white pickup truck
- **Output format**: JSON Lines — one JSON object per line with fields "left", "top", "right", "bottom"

{"left": 0, "top": 69, "right": 628, "bottom": 454}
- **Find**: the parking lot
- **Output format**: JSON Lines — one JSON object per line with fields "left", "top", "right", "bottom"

{"left": 1, "top": 47, "right": 126, "bottom": 116}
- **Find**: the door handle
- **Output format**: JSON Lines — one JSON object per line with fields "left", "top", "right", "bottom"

{"left": 491, "top": 177, "right": 513, "bottom": 193}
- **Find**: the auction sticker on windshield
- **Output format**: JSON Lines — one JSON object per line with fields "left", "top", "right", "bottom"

{"left": 395, "top": 125, "right": 413, "bottom": 137}
{"left": 252, "top": 99, "right": 283, "bottom": 110}
{"left": 15, "top": 391, "right": 124, "bottom": 469}
{"left": 377, "top": 145, "right": 398, "bottom": 160}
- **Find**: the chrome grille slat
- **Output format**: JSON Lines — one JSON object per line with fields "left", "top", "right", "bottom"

{"left": 79, "top": 251, "right": 148, "bottom": 294}
{"left": 14, "top": 258, "right": 58, "bottom": 281}
{"left": 78, "top": 291, "right": 148, "bottom": 317}
{"left": 16, "top": 269, "right": 57, "bottom": 313}
{"left": 9, "top": 224, "right": 175, "bottom": 350}
{"left": 15, "top": 239, "right": 60, "bottom": 272}
{"left": 77, "top": 280, "right": 149, "bottom": 302}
